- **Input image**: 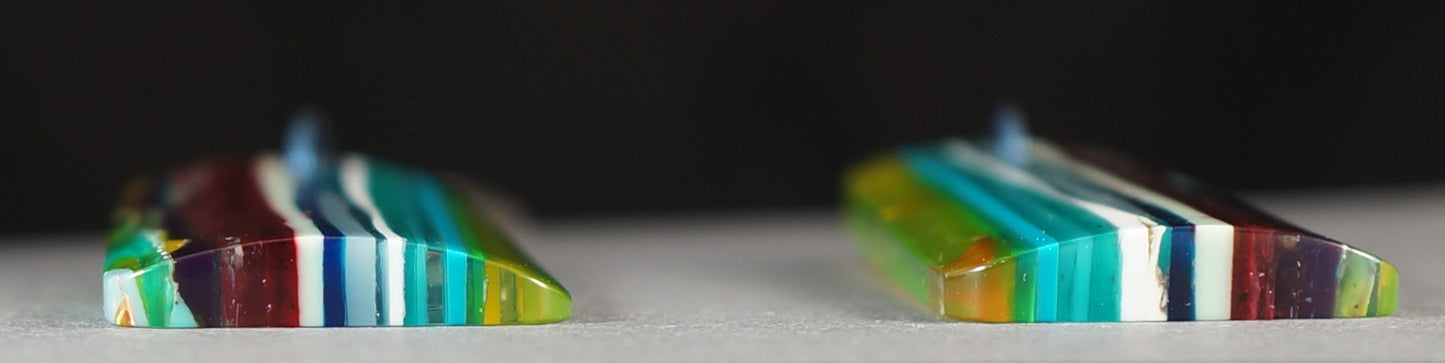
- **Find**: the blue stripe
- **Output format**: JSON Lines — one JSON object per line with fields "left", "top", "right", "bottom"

{"left": 297, "top": 185, "right": 348, "bottom": 327}
{"left": 1167, "top": 226, "right": 1195, "bottom": 320}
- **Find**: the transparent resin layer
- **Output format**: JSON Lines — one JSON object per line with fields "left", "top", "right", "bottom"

{"left": 103, "top": 154, "right": 570, "bottom": 327}
{"left": 844, "top": 140, "right": 1397, "bottom": 322}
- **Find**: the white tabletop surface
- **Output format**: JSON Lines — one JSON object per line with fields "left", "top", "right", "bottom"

{"left": 3, "top": 185, "right": 1443, "bottom": 362}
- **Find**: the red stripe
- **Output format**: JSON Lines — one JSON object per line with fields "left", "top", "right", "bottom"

{"left": 1230, "top": 229, "right": 1276, "bottom": 319}
{"left": 173, "top": 157, "right": 300, "bottom": 327}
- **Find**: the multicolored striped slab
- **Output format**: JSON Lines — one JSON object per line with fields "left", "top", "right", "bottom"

{"left": 844, "top": 137, "right": 1398, "bottom": 322}
{"left": 103, "top": 153, "right": 571, "bottom": 327}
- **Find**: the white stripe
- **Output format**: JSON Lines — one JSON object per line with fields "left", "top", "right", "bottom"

{"left": 942, "top": 140, "right": 1165, "bottom": 321}
{"left": 318, "top": 192, "right": 379, "bottom": 326}
{"left": 1077, "top": 203, "right": 1166, "bottom": 321}
{"left": 256, "top": 154, "right": 326, "bottom": 326}
{"left": 1032, "top": 141, "right": 1235, "bottom": 320}
{"left": 341, "top": 155, "right": 408, "bottom": 326}
{"left": 1191, "top": 225, "right": 1234, "bottom": 320}
{"left": 116, "top": 270, "right": 150, "bottom": 326}
{"left": 1128, "top": 220, "right": 1170, "bottom": 321}
{"left": 1023, "top": 144, "right": 1172, "bottom": 320}
{"left": 103, "top": 269, "right": 138, "bottom": 325}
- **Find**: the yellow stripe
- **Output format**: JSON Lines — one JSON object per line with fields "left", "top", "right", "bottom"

{"left": 483, "top": 263, "right": 502, "bottom": 325}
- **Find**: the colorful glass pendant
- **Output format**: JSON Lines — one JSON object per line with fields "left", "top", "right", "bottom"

{"left": 103, "top": 110, "right": 571, "bottom": 327}
{"left": 844, "top": 106, "right": 1397, "bottom": 322}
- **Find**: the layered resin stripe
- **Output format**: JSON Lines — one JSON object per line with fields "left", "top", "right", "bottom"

{"left": 103, "top": 154, "right": 570, "bottom": 327}
{"left": 845, "top": 137, "right": 1398, "bottom": 322}
{"left": 256, "top": 155, "right": 326, "bottom": 326}
{"left": 1029, "top": 142, "right": 1235, "bottom": 321}
{"left": 340, "top": 156, "right": 408, "bottom": 326}
{"left": 930, "top": 142, "right": 1128, "bottom": 322}
{"left": 1057, "top": 146, "right": 1384, "bottom": 319}
{"left": 316, "top": 191, "right": 379, "bottom": 326}
{"left": 904, "top": 148, "right": 1059, "bottom": 321}
{"left": 170, "top": 157, "right": 300, "bottom": 327}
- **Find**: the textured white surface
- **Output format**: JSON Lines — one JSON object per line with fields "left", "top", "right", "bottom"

{"left": 2, "top": 186, "right": 1443, "bottom": 362}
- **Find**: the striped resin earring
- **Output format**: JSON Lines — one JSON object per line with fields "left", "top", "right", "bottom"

{"left": 102, "top": 109, "right": 570, "bottom": 327}
{"left": 844, "top": 105, "right": 1396, "bottom": 322}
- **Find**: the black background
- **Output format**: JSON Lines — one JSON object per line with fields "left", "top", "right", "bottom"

{"left": 4, "top": 2, "right": 1444, "bottom": 234}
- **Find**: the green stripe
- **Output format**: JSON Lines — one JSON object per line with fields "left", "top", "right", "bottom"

{"left": 1334, "top": 251, "right": 1377, "bottom": 317}
{"left": 135, "top": 263, "right": 176, "bottom": 325}
{"left": 845, "top": 156, "right": 1034, "bottom": 320}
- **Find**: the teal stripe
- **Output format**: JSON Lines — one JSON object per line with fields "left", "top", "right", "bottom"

{"left": 404, "top": 236, "right": 427, "bottom": 324}
{"left": 1027, "top": 164, "right": 1134, "bottom": 321}
{"left": 1089, "top": 232, "right": 1121, "bottom": 321}
{"left": 931, "top": 144, "right": 1104, "bottom": 320}
{"left": 417, "top": 174, "right": 469, "bottom": 325}
{"left": 1157, "top": 228, "right": 1174, "bottom": 314}
{"left": 959, "top": 175, "right": 1101, "bottom": 321}
{"left": 912, "top": 142, "right": 1122, "bottom": 322}
{"left": 904, "top": 147, "right": 1060, "bottom": 322}
{"left": 1060, "top": 237, "right": 1090, "bottom": 322}
{"left": 1056, "top": 237, "right": 1079, "bottom": 321}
